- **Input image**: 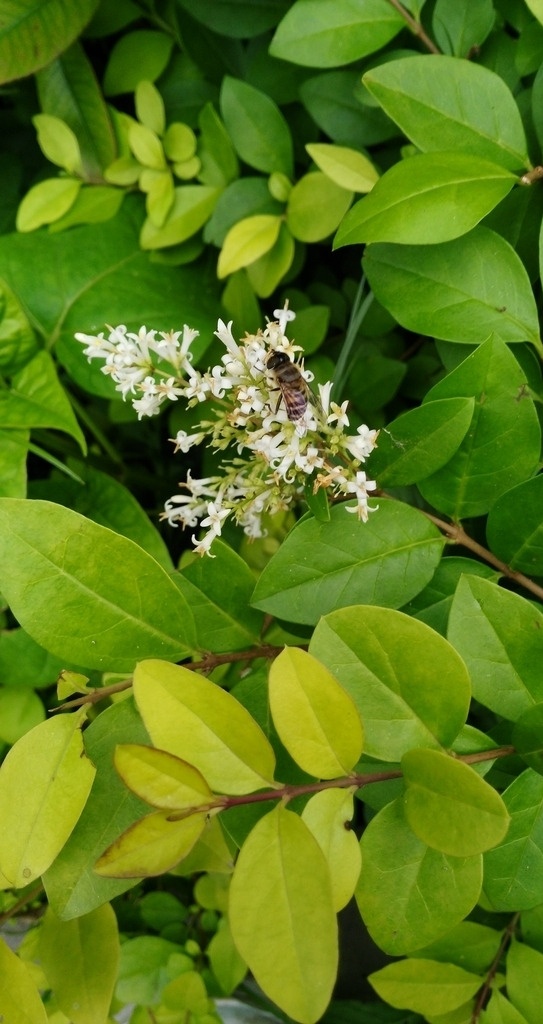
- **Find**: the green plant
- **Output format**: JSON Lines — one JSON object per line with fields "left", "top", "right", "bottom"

{"left": 2, "top": 2, "right": 543, "bottom": 1023}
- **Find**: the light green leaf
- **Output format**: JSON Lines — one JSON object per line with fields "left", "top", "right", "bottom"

{"left": 483, "top": 769, "right": 543, "bottom": 911}
{"left": 135, "top": 80, "right": 165, "bottom": 136}
{"left": 95, "top": 807, "right": 208, "bottom": 878}
{"left": 418, "top": 337, "right": 541, "bottom": 518}
{"left": 486, "top": 476, "right": 543, "bottom": 575}
{"left": 270, "top": 0, "right": 404, "bottom": 68}
{"left": 369, "top": 958, "right": 481, "bottom": 1016}
{"left": 369, "top": 397, "right": 475, "bottom": 487}
{"left": 0, "top": 350, "right": 86, "bottom": 451}
{"left": 208, "top": 918, "right": 247, "bottom": 995}
{"left": 115, "top": 744, "right": 213, "bottom": 810}
{"left": 246, "top": 221, "right": 295, "bottom": 297}
{"left": 412, "top": 921, "right": 501, "bottom": 974}
{"left": 48, "top": 185, "right": 124, "bottom": 231}
{"left": 33, "top": 113, "right": 82, "bottom": 173}
{"left": 16, "top": 177, "right": 81, "bottom": 231}
{"left": 335, "top": 153, "right": 516, "bottom": 245}
{"left": 165, "top": 122, "right": 196, "bottom": 162}
{"left": 218, "top": 214, "right": 282, "bottom": 278}
{"left": 0, "top": 428, "right": 28, "bottom": 497}
{"left": 128, "top": 121, "right": 166, "bottom": 169}
{"left": 403, "top": 748, "right": 510, "bottom": 856}
{"left": 115, "top": 934, "right": 186, "bottom": 1005}
{"left": 103, "top": 30, "right": 174, "bottom": 95}
{"left": 287, "top": 171, "right": 352, "bottom": 242}
{"left": 306, "top": 143, "right": 379, "bottom": 192}
{"left": 310, "top": 606, "right": 471, "bottom": 762}
{"left": 133, "top": 659, "right": 277, "bottom": 794}
{"left": 174, "top": 815, "right": 234, "bottom": 876}
{"left": 229, "top": 804, "right": 338, "bottom": 1024}
{"left": 506, "top": 940, "right": 543, "bottom": 1023}
{"left": 220, "top": 76, "right": 293, "bottom": 176}
{"left": 0, "top": 687, "right": 44, "bottom": 744}
{"left": 251, "top": 498, "right": 444, "bottom": 626}
{"left": 0, "top": 498, "right": 196, "bottom": 671}
{"left": 140, "top": 184, "right": 219, "bottom": 249}
{"left": 0, "top": 278, "right": 39, "bottom": 374}
{"left": 302, "top": 789, "right": 361, "bottom": 911}
{"left": 39, "top": 904, "right": 119, "bottom": 1024}
{"left": 364, "top": 227, "right": 541, "bottom": 347}
{"left": 357, "top": 798, "right": 482, "bottom": 954}
{"left": 448, "top": 575, "right": 543, "bottom": 720}
{"left": 363, "top": 56, "right": 529, "bottom": 172}
{"left": 143, "top": 169, "right": 174, "bottom": 227}
{"left": 0, "top": 938, "right": 48, "bottom": 1024}
{"left": 432, "top": 0, "right": 494, "bottom": 56}
{"left": 0, "top": 0, "right": 100, "bottom": 85}
{"left": 268, "top": 647, "right": 364, "bottom": 778}
{"left": 0, "top": 709, "right": 95, "bottom": 887}
{"left": 481, "top": 990, "right": 530, "bottom": 1024}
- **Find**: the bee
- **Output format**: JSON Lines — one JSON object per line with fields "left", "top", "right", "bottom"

{"left": 266, "top": 349, "right": 312, "bottom": 423}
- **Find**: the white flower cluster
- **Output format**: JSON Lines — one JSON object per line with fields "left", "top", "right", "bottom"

{"left": 76, "top": 304, "right": 378, "bottom": 555}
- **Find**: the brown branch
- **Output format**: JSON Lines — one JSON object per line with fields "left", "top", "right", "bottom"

{"left": 422, "top": 511, "right": 543, "bottom": 602}
{"left": 386, "top": 0, "right": 440, "bottom": 53}
{"left": 520, "top": 166, "right": 543, "bottom": 185}
{"left": 470, "top": 912, "right": 520, "bottom": 1022}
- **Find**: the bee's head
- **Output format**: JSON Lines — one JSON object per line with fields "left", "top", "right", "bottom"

{"left": 267, "top": 350, "right": 290, "bottom": 370}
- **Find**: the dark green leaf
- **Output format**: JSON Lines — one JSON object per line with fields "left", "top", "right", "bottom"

{"left": 486, "top": 475, "right": 543, "bottom": 575}
{"left": 484, "top": 769, "right": 543, "bottom": 910}
{"left": 0, "top": 0, "right": 100, "bottom": 85}
{"left": 270, "top": 0, "right": 404, "bottom": 68}
{"left": 370, "top": 397, "right": 475, "bottom": 487}
{"left": 220, "top": 77, "right": 293, "bottom": 176}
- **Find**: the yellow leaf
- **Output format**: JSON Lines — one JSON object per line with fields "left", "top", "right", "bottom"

{"left": 133, "top": 659, "right": 277, "bottom": 794}
{"left": 306, "top": 143, "right": 379, "bottom": 193}
{"left": 218, "top": 214, "right": 282, "bottom": 278}
{"left": 95, "top": 808, "right": 207, "bottom": 878}
{"left": 302, "top": 789, "right": 361, "bottom": 911}
{"left": 0, "top": 710, "right": 95, "bottom": 887}
{"left": 269, "top": 648, "right": 364, "bottom": 778}
{"left": 115, "top": 743, "right": 212, "bottom": 809}
{"left": 0, "top": 938, "right": 48, "bottom": 1024}
{"left": 39, "top": 904, "right": 119, "bottom": 1024}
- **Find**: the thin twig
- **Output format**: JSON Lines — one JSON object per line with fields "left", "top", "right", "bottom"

{"left": 386, "top": 0, "right": 440, "bottom": 53}
{"left": 470, "top": 912, "right": 520, "bottom": 1022}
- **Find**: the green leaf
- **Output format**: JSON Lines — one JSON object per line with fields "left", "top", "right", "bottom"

{"left": 448, "top": 575, "right": 543, "bottom": 720}
{"left": 0, "top": 687, "right": 44, "bottom": 744}
{"left": 302, "top": 789, "right": 361, "bottom": 911}
{"left": 48, "top": 185, "right": 124, "bottom": 231}
{"left": 0, "top": 428, "right": 28, "bottom": 498}
{"left": 252, "top": 498, "right": 444, "bottom": 626}
{"left": 0, "top": 350, "right": 86, "bottom": 451}
{"left": 402, "top": 748, "right": 510, "bottom": 857}
{"left": 364, "top": 228, "right": 541, "bottom": 347}
{"left": 198, "top": 102, "right": 240, "bottom": 187}
{"left": 0, "top": 0, "right": 100, "bottom": 85}
{"left": 16, "top": 177, "right": 81, "bottom": 231}
{"left": 0, "top": 278, "right": 39, "bottom": 374}
{"left": 246, "top": 221, "right": 295, "bottom": 297}
{"left": 412, "top": 921, "right": 502, "bottom": 974}
{"left": 310, "top": 606, "right": 471, "bottom": 761}
{"left": 177, "top": 540, "right": 263, "bottom": 651}
{"left": 36, "top": 41, "right": 117, "bottom": 179}
{"left": 300, "top": 69, "right": 396, "bottom": 148}
{"left": 356, "top": 798, "right": 482, "bottom": 954}
{"left": 486, "top": 476, "right": 543, "bottom": 575}
{"left": 218, "top": 214, "right": 282, "bottom": 277}
{"left": 369, "top": 958, "right": 481, "bottom": 1016}
{"left": 506, "top": 940, "right": 543, "bottom": 1023}
{"left": 136, "top": 80, "right": 165, "bottom": 136}
{"left": 513, "top": 705, "right": 543, "bottom": 775}
{"left": 306, "top": 143, "right": 379, "bottom": 192}
{"left": 133, "top": 659, "right": 277, "bottom": 794}
{"left": 220, "top": 77, "right": 293, "bottom": 176}
{"left": 115, "top": 935, "right": 186, "bottom": 1005}
{"left": 114, "top": 744, "right": 213, "bottom": 810}
{"left": 140, "top": 184, "right": 219, "bottom": 249}
{"left": 270, "top": 0, "right": 404, "bottom": 67}
{"left": 482, "top": 990, "right": 530, "bottom": 1024}
{"left": 369, "top": 397, "right": 475, "bottom": 487}
{"left": 95, "top": 807, "right": 208, "bottom": 878}
{"left": 483, "top": 769, "right": 543, "bottom": 911}
{"left": 39, "top": 904, "right": 119, "bottom": 1024}
{"left": 176, "top": 0, "right": 291, "bottom": 38}
{"left": 33, "top": 113, "right": 82, "bottom": 174}
{"left": 208, "top": 917, "right": 247, "bottom": 995}
{"left": 229, "top": 804, "right": 338, "bottom": 1024}
{"left": 363, "top": 56, "right": 529, "bottom": 172}
{"left": 432, "top": 0, "right": 495, "bottom": 56}
{"left": 0, "top": 709, "right": 96, "bottom": 887}
{"left": 0, "top": 938, "right": 48, "bottom": 1024}
{"left": 287, "top": 172, "right": 352, "bottom": 242}
{"left": 335, "top": 153, "right": 516, "bottom": 246}
{"left": 418, "top": 337, "right": 541, "bottom": 518}
{"left": 401, "top": 556, "right": 496, "bottom": 637}
{"left": 269, "top": 648, "right": 364, "bottom": 778}
{"left": 128, "top": 121, "right": 166, "bottom": 169}
{"left": 43, "top": 698, "right": 151, "bottom": 919}
{"left": 103, "top": 30, "right": 174, "bottom": 95}
{"left": 0, "top": 499, "right": 196, "bottom": 672}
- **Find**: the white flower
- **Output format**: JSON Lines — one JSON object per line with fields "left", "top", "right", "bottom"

{"left": 345, "top": 425, "right": 379, "bottom": 461}
{"left": 200, "top": 501, "right": 230, "bottom": 535}
{"left": 327, "top": 400, "right": 350, "bottom": 428}
{"left": 172, "top": 430, "right": 205, "bottom": 453}
{"left": 273, "top": 302, "right": 296, "bottom": 336}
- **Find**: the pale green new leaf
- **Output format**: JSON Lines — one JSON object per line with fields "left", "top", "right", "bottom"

{"left": 218, "top": 214, "right": 282, "bottom": 278}
{"left": 403, "top": 748, "right": 510, "bottom": 856}
{"left": 16, "top": 177, "right": 81, "bottom": 231}
{"left": 133, "top": 659, "right": 277, "bottom": 794}
{"left": 135, "top": 80, "right": 165, "bottom": 136}
{"left": 268, "top": 647, "right": 363, "bottom": 778}
{"left": 363, "top": 55, "right": 529, "bottom": 171}
{"left": 369, "top": 958, "right": 481, "bottom": 1016}
{"left": 229, "top": 804, "right": 338, "bottom": 1024}
{"left": 39, "top": 903, "right": 119, "bottom": 1024}
{"left": 0, "top": 938, "right": 48, "bottom": 1024}
{"left": 140, "top": 185, "right": 219, "bottom": 249}
{"left": 302, "top": 789, "right": 361, "bottom": 911}
{"left": 0, "top": 710, "right": 95, "bottom": 887}
{"left": 364, "top": 228, "right": 540, "bottom": 347}
{"left": 95, "top": 808, "right": 208, "bottom": 878}
{"left": 128, "top": 122, "right": 166, "bottom": 170}
{"left": 335, "top": 153, "right": 516, "bottom": 245}
{"left": 270, "top": 0, "right": 404, "bottom": 67}
{"left": 306, "top": 143, "right": 379, "bottom": 192}
{"left": 0, "top": 499, "right": 197, "bottom": 672}
{"left": 310, "top": 606, "right": 471, "bottom": 762}
{"left": 115, "top": 744, "right": 213, "bottom": 810}
{"left": 357, "top": 799, "right": 482, "bottom": 955}
{"left": 287, "top": 172, "right": 352, "bottom": 242}
{"left": 33, "top": 113, "right": 82, "bottom": 173}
